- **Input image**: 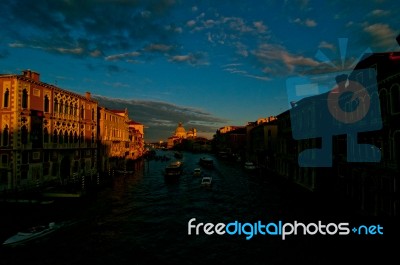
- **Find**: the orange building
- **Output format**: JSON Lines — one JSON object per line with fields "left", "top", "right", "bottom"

{"left": 0, "top": 70, "right": 97, "bottom": 190}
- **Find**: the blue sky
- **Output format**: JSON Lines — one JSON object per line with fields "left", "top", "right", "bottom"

{"left": 1, "top": 0, "right": 399, "bottom": 142}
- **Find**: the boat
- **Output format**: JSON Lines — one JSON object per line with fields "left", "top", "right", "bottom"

{"left": 199, "top": 156, "right": 214, "bottom": 168}
{"left": 115, "top": 169, "right": 134, "bottom": 174}
{"left": 2, "top": 222, "right": 61, "bottom": 246}
{"left": 174, "top": 152, "right": 183, "bottom": 159}
{"left": 164, "top": 161, "right": 183, "bottom": 180}
{"left": 193, "top": 168, "right": 202, "bottom": 177}
{"left": 244, "top": 161, "right": 257, "bottom": 170}
{"left": 201, "top": 176, "right": 212, "bottom": 186}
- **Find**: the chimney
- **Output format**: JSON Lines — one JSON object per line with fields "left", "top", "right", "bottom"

{"left": 85, "top": 91, "right": 91, "bottom": 100}
{"left": 22, "top": 69, "right": 40, "bottom": 82}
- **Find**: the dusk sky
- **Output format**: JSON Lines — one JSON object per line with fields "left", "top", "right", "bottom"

{"left": 1, "top": 0, "right": 399, "bottom": 142}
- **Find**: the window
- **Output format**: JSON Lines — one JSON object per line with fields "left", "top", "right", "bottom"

{"left": 1, "top": 154, "right": 8, "bottom": 165}
{"left": 59, "top": 130, "right": 64, "bottom": 144}
{"left": 53, "top": 129, "right": 58, "bottom": 143}
{"left": 91, "top": 108, "right": 95, "bottom": 120}
{"left": 21, "top": 125, "right": 28, "bottom": 144}
{"left": 43, "top": 127, "right": 49, "bottom": 143}
{"left": 21, "top": 151, "right": 28, "bottom": 164}
{"left": 22, "top": 89, "right": 28, "bottom": 109}
{"left": 69, "top": 131, "right": 73, "bottom": 143}
{"left": 3, "top": 89, "right": 9, "bottom": 108}
{"left": 80, "top": 105, "right": 84, "bottom": 119}
{"left": 64, "top": 131, "right": 68, "bottom": 144}
{"left": 69, "top": 103, "right": 73, "bottom": 115}
{"left": 60, "top": 100, "right": 64, "bottom": 114}
{"left": 44, "top": 95, "right": 49, "bottom": 112}
{"left": 2, "top": 125, "right": 9, "bottom": 146}
{"left": 54, "top": 99, "right": 59, "bottom": 113}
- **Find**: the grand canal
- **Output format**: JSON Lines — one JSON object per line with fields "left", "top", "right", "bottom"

{"left": 0, "top": 151, "right": 396, "bottom": 264}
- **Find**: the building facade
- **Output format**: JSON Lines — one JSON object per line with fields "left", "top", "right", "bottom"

{"left": 0, "top": 70, "right": 98, "bottom": 190}
{"left": 0, "top": 70, "right": 145, "bottom": 192}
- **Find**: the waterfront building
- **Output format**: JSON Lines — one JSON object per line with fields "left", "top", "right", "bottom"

{"left": 0, "top": 70, "right": 97, "bottom": 190}
{"left": 0, "top": 70, "right": 146, "bottom": 192}
{"left": 167, "top": 122, "right": 197, "bottom": 149}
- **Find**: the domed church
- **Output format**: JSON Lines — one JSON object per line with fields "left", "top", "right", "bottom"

{"left": 175, "top": 122, "right": 187, "bottom": 138}
{"left": 167, "top": 122, "right": 197, "bottom": 149}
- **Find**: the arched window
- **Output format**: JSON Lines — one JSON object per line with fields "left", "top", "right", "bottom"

{"left": 74, "top": 132, "right": 78, "bottom": 143}
{"left": 54, "top": 99, "right": 59, "bottom": 113}
{"left": 64, "top": 131, "right": 68, "bottom": 144}
{"left": 60, "top": 100, "right": 64, "bottom": 114}
{"left": 80, "top": 131, "right": 84, "bottom": 143}
{"left": 64, "top": 102, "right": 68, "bottom": 114}
{"left": 22, "top": 89, "right": 28, "bottom": 109}
{"left": 80, "top": 105, "right": 84, "bottom": 119}
{"left": 69, "top": 131, "right": 73, "bottom": 143}
{"left": 2, "top": 125, "right": 9, "bottom": 146}
{"left": 44, "top": 95, "right": 50, "bottom": 112}
{"left": 59, "top": 130, "right": 64, "bottom": 144}
{"left": 3, "top": 89, "right": 9, "bottom": 108}
{"left": 91, "top": 108, "right": 95, "bottom": 120}
{"left": 43, "top": 127, "right": 49, "bottom": 143}
{"left": 91, "top": 132, "right": 95, "bottom": 143}
{"left": 21, "top": 125, "right": 28, "bottom": 144}
{"left": 69, "top": 103, "right": 73, "bottom": 115}
{"left": 53, "top": 129, "right": 58, "bottom": 143}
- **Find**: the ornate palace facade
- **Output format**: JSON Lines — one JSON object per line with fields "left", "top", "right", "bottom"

{"left": 0, "top": 70, "right": 144, "bottom": 191}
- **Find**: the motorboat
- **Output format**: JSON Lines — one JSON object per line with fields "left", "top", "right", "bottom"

{"left": 244, "top": 161, "right": 257, "bottom": 170}
{"left": 193, "top": 168, "right": 202, "bottom": 177}
{"left": 2, "top": 222, "right": 60, "bottom": 246}
{"left": 174, "top": 152, "right": 183, "bottom": 159}
{"left": 164, "top": 161, "right": 183, "bottom": 180}
{"left": 199, "top": 156, "right": 214, "bottom": 168}
{"left": 201, "top": 176, "right": 212, "bottom": 186}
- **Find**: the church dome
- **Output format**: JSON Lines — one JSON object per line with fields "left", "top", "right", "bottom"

{"left": 175, "top": 122, "right": 186, "bottom": 138}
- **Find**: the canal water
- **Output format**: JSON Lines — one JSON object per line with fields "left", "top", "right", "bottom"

{"left": 0, "top": 151, "right": 397, "bottom": 264}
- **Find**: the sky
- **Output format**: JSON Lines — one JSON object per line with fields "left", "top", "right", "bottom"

{"left": 1, "top": 0, "right": 399, "bottom": 142}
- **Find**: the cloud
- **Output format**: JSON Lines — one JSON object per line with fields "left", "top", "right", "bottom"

{"left": 1, "top": 0, "right": 178, "bottom": 58}
{"left": 92, "top": 95, "right": 228, "bottom": 141}
{"left": 363, "top": 23, "right": 397, "bottom": 48}
{"left": 144, "top": 43, "right": 174, "bottom": 53}
{"left": 252, "top": 43, "right": 320, "bottom": 75}
{"left": 369, "top": 9, "right": 390, "bottom": 17}
{"left": 168, "top": 52, "right": 209, "bottom": 66}
{"left": 318, "top": 41, "right": 336, "bottom": 51}
{"left": 105, "top": 51, "right": 141, "bottom": 61}
{"left": 293, "top": 17, "right": 317, "bottom": 27}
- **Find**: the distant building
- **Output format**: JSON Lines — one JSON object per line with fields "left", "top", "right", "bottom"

{"left": 167, "top": 122, "right": 197, "bottom": 148}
